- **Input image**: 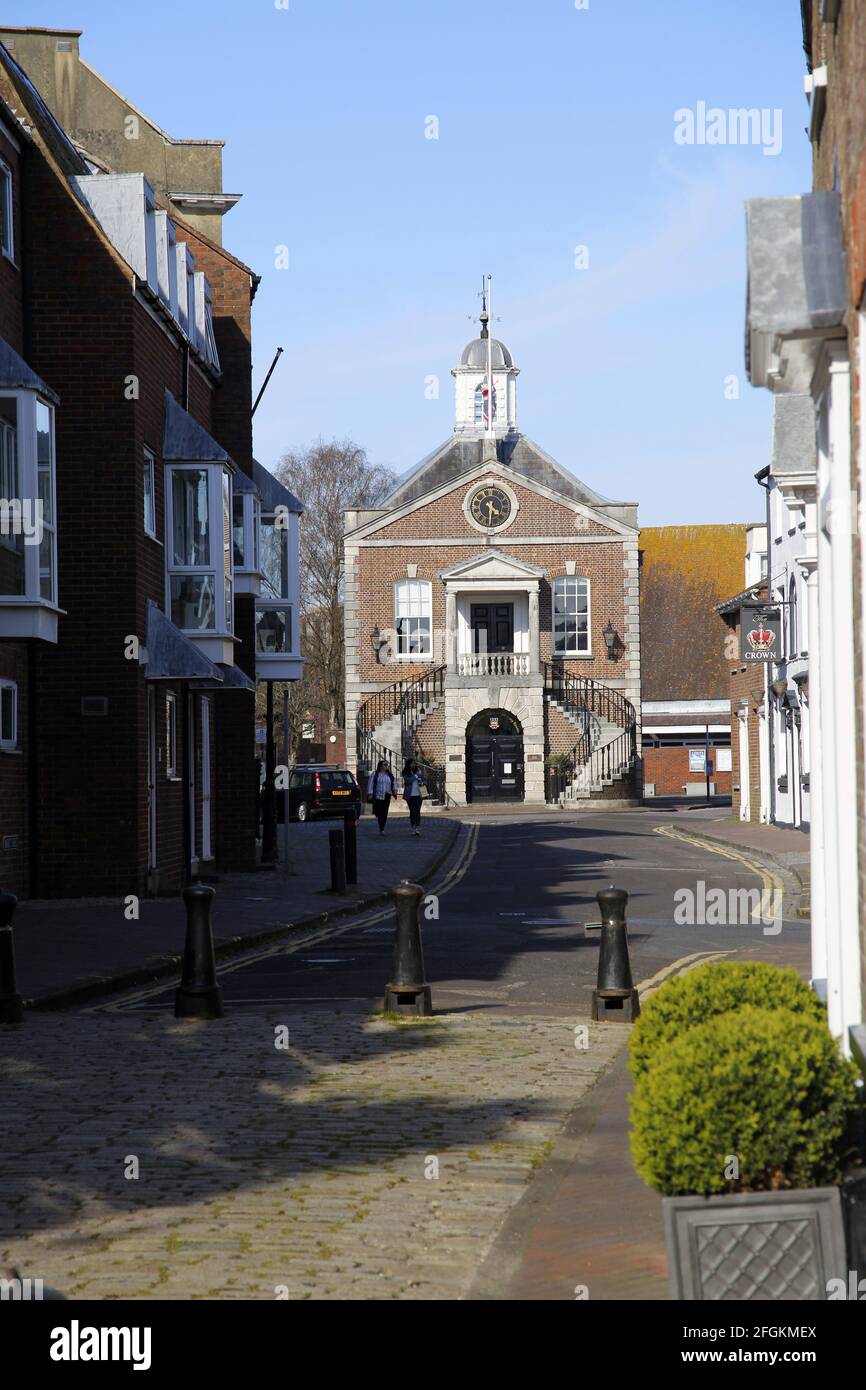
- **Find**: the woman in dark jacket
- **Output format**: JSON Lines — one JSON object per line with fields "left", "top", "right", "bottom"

{"left": 402, "top": 758, "right": 427, "bottom": 836}
{"left": 367, "top": 759, "right": 397, "bottom": 834}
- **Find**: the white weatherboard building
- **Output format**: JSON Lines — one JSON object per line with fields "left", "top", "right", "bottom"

{"left": 746, "top": 192, "right": 861, "bottom": 1055}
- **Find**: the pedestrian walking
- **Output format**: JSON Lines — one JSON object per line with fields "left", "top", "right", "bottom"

{"left": 402, "top": 757, "right": 428, "bottom": 836}
{"left": 367, "top": 759, "right": 397, "bottom": 834}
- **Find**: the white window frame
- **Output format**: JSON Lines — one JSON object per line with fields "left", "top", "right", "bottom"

{"left": 165, "top": 690, "right": 178, "bottom": 779}
{"left": 143, "top": 446, "right": 157, "bottom": 540}
{"left": 165, "top": 462, "right": 234, "bottom": 636}
{"left": 393, "top": 578, "right": 432, "bottom": 659}
{"left": 473, "top": 381, "right": 497, "bottom": 425}
{"left": 0, "top": 678, "right": 16, "bottom": 748}
{"left": 552, "top": 576, "right": 591, "bottom": 657}
{"left": 233, "top": 491, "right": 260, "bottom": 574}
{"left": 0, "top": 159, "right": 14, "bottom": 262}
{"left": 0, "top": 390, "right": 58, "bottom": 609}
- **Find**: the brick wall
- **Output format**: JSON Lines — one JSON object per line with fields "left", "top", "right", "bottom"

{"left": 356, "top": 539, "right": 630, "bottom": 686}
{"left": 643, "top": 746, "right": 731, "bottom": 797}
{"left": 371, "top": 479, "right": 620, "bottom": 541}
{"left": 415, "top": 704, "right": 445, "bottom": 765}
{"left": 0, "top": 96, "right": 256, "bottom": 896}
{"left": 728, "top": 614, "right": 766, "bottom": 824}
{"left": 0, "top": 643, "right": 29, "bottom": 897}
{"left": 0, "top": 122, "right": 24, "bottom": 352}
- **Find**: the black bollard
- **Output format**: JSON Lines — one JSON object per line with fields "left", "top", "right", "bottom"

{"left": 329, "top": 828, "right": 347, "bottom": 893}
{"left": 175, "top": 883, "right": 223, "bottom": 1019}
{"left": 343, "top": 813, "right": 358, "bottom": 885}
{"left": 591, "top": 885, "right": 640, "bottom": 1022}
{"left": 0, "top": 891, "right": 23, "bottom": 1025}
{"left": 383, "top": 879, "right": 432, "bottom": 1016}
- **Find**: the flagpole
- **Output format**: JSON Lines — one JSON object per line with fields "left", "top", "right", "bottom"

{"left": 486, "top": 273, "right": 493, "bottom": 437}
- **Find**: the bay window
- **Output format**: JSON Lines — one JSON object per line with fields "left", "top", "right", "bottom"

{"left": 0, "top": 389, "right": 58, "bottom": 640}
{"left": 232, "top": 481, "right": 261, "bottom": 595}
{"left": 0, "top": 160, "right": 14, "bottom": 261}
{"left": 165, "top": 462, "right": 235, "bottom": 659}
{"left": 256, "top": 509, "right": 291, "bottom": 654}
{"left": 143, "top": 447, "right": 157, "bottom": 538}
{"left": 0, "top": 679, "right": 16, "bottom": 748}
{"left": 552, "top": 576, "right": 591, "bottom": 656}
{"left": 394, "top": 579, "right": 432, "bottom": 657}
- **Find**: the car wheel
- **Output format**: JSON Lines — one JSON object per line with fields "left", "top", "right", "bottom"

{"left": 296, "top": 801, "right": 310, "bottom": 823}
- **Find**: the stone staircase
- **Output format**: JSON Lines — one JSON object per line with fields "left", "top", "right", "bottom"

{"left": 544, "top": 666, "right": 637, "bottom": 802}
{"left": 372, "top": 695, "right": 444, "bottom": 759}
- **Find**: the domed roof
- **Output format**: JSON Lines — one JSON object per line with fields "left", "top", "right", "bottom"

{"left": 460, "top": 336, "right": 514, "bottom": 369}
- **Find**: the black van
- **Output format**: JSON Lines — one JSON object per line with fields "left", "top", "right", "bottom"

{"left": 287, "top": 766, "right": 362, "bottom": 823}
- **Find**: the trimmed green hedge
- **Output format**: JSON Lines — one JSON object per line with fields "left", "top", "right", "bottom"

{"left": 630, "top": 1005, "right": 858, "bottom": 1196}
{"left": 629, "top": 961, "right": 825, "bottom": 1082}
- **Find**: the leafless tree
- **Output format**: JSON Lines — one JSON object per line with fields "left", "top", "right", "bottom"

{"left": 277, "top": 438, "right": 397, "bottom": 728}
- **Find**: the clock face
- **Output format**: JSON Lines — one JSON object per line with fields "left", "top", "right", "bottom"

{"left": 469, "top": 484, "right": 512, "bottom": 529}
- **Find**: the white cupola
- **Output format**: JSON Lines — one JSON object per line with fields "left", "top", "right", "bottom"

{"left": 452, "top": 281, "right": 519, "bottom": 435}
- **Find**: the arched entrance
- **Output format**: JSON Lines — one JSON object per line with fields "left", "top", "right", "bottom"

{"left": 466, "top": 709, "right": 524, "bottom": 803}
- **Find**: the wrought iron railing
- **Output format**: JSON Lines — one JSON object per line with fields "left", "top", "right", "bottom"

{"left": 543, "top": 663, "right": 636, "bottom": 732}
{"left": 356, "top": 665, "right": 447, "bottom": 796}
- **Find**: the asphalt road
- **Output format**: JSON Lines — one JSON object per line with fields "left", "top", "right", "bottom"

{"left": 110, "top": 807, "right": 810, "bottom": 1018}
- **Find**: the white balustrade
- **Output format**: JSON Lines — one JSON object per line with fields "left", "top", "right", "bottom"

{"left": 456, "top": 652, "right": 529, "bottom": 677}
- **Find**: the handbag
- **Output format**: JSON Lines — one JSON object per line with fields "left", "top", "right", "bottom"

{"left": 418, "top": 782, "right": 430, "bottom": 801}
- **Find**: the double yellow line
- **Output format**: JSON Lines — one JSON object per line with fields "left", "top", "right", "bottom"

{"left": 653, "top": 825, "right": 785, "bottom": 927}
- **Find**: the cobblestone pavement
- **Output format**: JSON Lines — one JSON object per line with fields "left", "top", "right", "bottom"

{"left": 0, "top": 1009, "right": 624, "bottom": 1300}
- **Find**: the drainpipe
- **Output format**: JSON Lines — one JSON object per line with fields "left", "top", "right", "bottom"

{"left": 756, "top": 465, "right": 774, "bottom": 823}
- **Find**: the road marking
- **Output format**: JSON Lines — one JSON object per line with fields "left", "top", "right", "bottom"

{"left": 653, "top": 825, "right": 786, "bottom": 926}
{"left": 636, "top": 949, "right": 733, "bottom": 999}
{"left": 97, "top": 822, "right": 481, "bottom": 1012}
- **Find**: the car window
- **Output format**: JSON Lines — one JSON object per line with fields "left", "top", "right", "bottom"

{"left": 289, "top": 771, "right": 301, "bottom": 790}
{"left": 320, "top": 771, "right": 354, "bottom": 790}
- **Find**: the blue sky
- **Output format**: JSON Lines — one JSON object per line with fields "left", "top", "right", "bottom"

{"left": 24, "top": 1, "right": 809, "bottom": 524}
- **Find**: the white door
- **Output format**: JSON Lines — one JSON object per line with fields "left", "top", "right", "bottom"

{"left": 147, "top": 687, "right": 158, "bottom": 872}
{"left": 738, "top": 712, "right": 750, "bottom": 822}
{"left": 201, "top": 697, "right": 213, "bottom": 861}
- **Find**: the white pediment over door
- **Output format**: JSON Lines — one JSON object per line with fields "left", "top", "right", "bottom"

{"left": 439, "top": 550, "right": 545, "bottom": 584}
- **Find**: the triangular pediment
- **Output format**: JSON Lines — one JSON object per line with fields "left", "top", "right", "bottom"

{"left": 439, "top": 550, "right": 545, "bottom": 582}
{"left": 346, "top": 454, "right": 637, "bottom": 540}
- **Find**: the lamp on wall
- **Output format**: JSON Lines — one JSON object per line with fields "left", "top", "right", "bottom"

{"left": 771, "top": 677, "right": 788, "bottom": 700}
{"left": 602, "top": 619, "right": 619, "bottom": 657}
{"left": 371, "top": 626, "right": 387, "bottom": 664}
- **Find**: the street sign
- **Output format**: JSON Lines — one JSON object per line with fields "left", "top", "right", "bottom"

{"left": 740, "top": 603, "right": 781, "bottom": 663}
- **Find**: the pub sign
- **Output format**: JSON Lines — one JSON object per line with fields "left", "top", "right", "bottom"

{"left": 740, "top": 603, "right": 781, "bottom": 663}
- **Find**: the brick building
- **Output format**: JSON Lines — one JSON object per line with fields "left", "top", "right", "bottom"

{"left": 742, "top": 1, "right": 866, "bottom": 1061}
{"left": 0, "top": 37, "right": 301, "bottom": 899}
{"left": 344, "top": 294, "right": 640, "bottom": 806}
{"left": 717, "top": 527, "right": 769, "bottom": 824}
{"left": 639, "top": 525, "right": 750, "bottom": 799}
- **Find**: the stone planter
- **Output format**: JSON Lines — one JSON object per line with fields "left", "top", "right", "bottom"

{"left": 664, "top": 1188, "right": 847, "bottom": 1300}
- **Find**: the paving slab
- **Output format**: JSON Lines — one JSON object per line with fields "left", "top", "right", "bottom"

{"left": 11, "top": 816, "right": 459, "bottom": 1007}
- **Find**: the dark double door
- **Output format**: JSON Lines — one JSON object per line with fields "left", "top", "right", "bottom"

{"left": 471, "top": 603, "right": 514, "bottom": 654}
{"left": 467, "top": 734, "right": 524, "bottom": 802}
